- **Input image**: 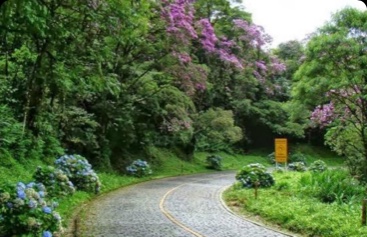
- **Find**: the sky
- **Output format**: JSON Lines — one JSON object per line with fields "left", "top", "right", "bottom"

{"left": 242, "top": 0, "right": 366, "bottom": 47}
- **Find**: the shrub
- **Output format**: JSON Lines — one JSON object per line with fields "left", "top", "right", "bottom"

{"left": 299, "top": 170, "right": 365, "bottom": 204}
{"left": 268, "top": 152, "right": 307, "bottom": 165}
{"left": 195, "top": 108, "right": 243, "bottom": 152}
{"left": 33, "top": 166, "right": 75, "bottom": 197}
{"left": 309, "top": 160, "right": 328, "bottom": 172}
{"left": 235, "top": 163, "right": 275, "bottom": 188}
{"left": 55, "top": 154, "right": 101, "bottom": 193}
{"left": 126, "top": 159, "right": 152, "bottom": 177}
{"left": 206, "top": 155, "right": 222, "bottom": 170}
{"left": 0, "top": 182, "right": 62, "bottom": 236}
{"left": 289, "top": 152, "right": 307, "bottom": 164}
{"left": 288, "top": 162, "right": 307, "bottom": 172}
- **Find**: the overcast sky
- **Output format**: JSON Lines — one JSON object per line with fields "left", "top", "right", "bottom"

{"left": 242, "top": 0, "right": 366, "bottom": 47}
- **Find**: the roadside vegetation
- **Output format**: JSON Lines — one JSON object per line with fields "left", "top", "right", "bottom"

{"left": 0, "top": 0, "right": 366, "bottom": 236}
{"left": 225, "top": 168, "right": 367, "bottom": 237}
{"left": 0, "top": 147, "right": 275, "bottom": 236}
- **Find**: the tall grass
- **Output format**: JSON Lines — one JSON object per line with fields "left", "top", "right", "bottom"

{"left": 299, "top": 169, "right": 365, "bottom": 204}
{"left": 224, "top": 170, "right": 367, "bottom": 237}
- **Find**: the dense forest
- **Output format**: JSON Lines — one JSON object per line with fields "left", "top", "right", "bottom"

{"left": 0, "top": 0, "right": 366, "bottom": 179}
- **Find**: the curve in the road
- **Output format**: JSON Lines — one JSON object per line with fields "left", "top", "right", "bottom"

{"left": 160, "top": 184, "right": 203, "bottom": 237}
{"left": 76, "top": 172, "right": 295, "bottom": 237}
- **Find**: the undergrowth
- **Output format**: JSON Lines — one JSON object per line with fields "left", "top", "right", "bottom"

{"left": 224, "top": 170, "right": 367, "bottom": 237}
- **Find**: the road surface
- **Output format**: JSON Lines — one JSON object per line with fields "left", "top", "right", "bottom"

{"left": 76, "top": 172, "right": 292, "bottom": 237}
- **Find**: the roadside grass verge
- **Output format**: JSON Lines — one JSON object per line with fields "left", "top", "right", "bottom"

{"left": 224, "top": 170, "right": 367, "bottom": 237}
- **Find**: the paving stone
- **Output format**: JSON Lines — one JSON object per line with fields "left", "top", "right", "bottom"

{"left": 76, "top": 172, "right": 292, "bottom": 237}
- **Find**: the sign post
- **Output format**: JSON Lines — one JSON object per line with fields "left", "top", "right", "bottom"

{"left": 275, "top": 138, "right": 288, "bottom": 169}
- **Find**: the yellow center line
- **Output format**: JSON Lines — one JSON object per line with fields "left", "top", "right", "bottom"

{"left": 159, "top": 184, "right": 204, "bottom": 237}
{"left": 159, "top": 174, "right": 232, "bottom": 237}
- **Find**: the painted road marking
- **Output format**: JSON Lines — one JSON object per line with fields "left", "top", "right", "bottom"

{"left": 159, "top": 175, "right": 231, "bottom": 237}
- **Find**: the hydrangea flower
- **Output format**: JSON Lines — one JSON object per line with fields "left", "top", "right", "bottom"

{"left": 126, "top": 159, "right": 153, "bottom": 177}
{"left": 55, "top": 154, "right": 101, "bottom": 193}
{"left": 42, "top": 206, "right": 52, "bottom": 214}
{"left": 34, "top": 166, "right": 75, "bottom": 197}
{"left": 17, "top": 190, "right": 26, "bottom": 200}
{"left": 0, "top": 181, "right": 62, "bottom": 236}
{"left": 43, "top": 231, "right": 53, "bottom": 237}
{"left": 28, "top": 199, "right": 37, "bottom": 209}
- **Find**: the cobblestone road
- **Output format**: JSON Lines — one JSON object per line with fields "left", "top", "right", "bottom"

{"left": 76, "top": 172, "right": 292, "bottom": 237}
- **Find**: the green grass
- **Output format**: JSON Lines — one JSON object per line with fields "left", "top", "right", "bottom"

{"left": 224, "top": 170, "right": 367, "bottom": 237}
{"left": 0, "top": 157, "right": 46, "bottom": 185}
{"left": 290, "top": 144, "right": 344, "bottom": 167}
{"left": 195, "top": 151, "right": 271, "bottom": 170}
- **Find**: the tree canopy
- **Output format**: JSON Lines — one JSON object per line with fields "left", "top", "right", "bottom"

{"left": 292, "top": 8, "right": 367, "bottom": 180}
{"left": 0, "top": 0, "right": 308, "bottom": 171}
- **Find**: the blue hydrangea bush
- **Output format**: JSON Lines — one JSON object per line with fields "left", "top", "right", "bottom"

{"left": 206, "top": 155, "right": 222, "bottom": 170}
{"left": 55, "top": 154, "right": 101, "bottom": 193}
{"left": 235, "top": 163, "right": 275, "bottom": 188}
{"left": 0, "top": 182, "right": 62, "bottom": 236}
{"left": 34, "top": 166, "right": 75, "bottom": 197}
{"left": 126, "top": 159, "right": 152, "bottom": 177}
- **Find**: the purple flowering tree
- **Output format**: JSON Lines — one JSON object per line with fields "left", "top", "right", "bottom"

{"left": 293, "top": 8, "right": 367, "bottom": 181}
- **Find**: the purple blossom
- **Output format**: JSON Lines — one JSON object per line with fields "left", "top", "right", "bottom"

{"left": 233, "top": 19, "right": 268, "bottom": 47}
{"left": 253, "top": 71, "right": 265, "bottom": 84}
{"left": 219, "top": 37, "right": 237, "bottom": 49}
{"left": 173, "top": 52, "right": 192, "bottom": 64}
{"left": 161, "top": 0, "right": 197, "bottom": 45}
{"left": 310, "top": 102, "right": 335, "bottom": 127}
{"left": 195, "top": 83, "right": 206, "bottom": 91}
{"left": 197, "top": 18, "right": 217, "bottom": 52}
{"left": 255, "top": 61, "right": 267, "bottom": 71}
{"left": 217, "top": 49, "right": 243, "bottom": 69}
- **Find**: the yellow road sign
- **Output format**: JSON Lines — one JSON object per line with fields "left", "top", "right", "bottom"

{"left": 275, "top": 138, "right": 288, "bottom": 163}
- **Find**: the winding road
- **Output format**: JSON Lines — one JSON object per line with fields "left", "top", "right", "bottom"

{"left": 76, "top": 172, "right": 293, "bottom": 237}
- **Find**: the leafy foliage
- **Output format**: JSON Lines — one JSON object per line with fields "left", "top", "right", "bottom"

{"left": 126, "top": 159, "right": 152, "bottom": 178}
{"left": 195, "top": 108, "right": 243, "bottom": 152}
{"left": 292, "top": 8, "right": 367, "bottom": 180}
{"left": 309, "top": 160, "right": 328, "bottom": 172}
{"left": 299, "top": 170, "right": 365, "bottom": 204}
{"left": 34, "top": 166, "right": 75, "bottom": 197}
{"left": 55, "top": 155, "right": 101, "bottom": 193}
{"left": 225, "top": 170, "right": 367, "bottom": 236}
{"left": 288, "top": 162, "right": 307, "bottom": 172}
{"left": 205, "top": 154, "right": 222, "bottom": 170}
{"left": 0, "top": 182, "right": 62, "bottom": 236}
{"left": 235, "top": 163, "right": 275, "bottom": 188}
{"left": 289, "top": 152, "right": 307, "bottom": 164}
